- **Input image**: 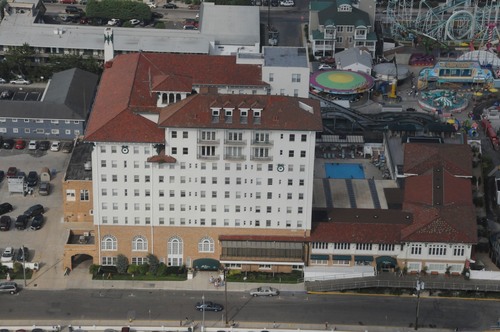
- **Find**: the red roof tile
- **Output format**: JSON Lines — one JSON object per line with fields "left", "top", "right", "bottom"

{"left": 158, "top": 92, "right": 323, "bottom": 131}
{"left": 85, "top": 52, "right": 269, "bottom": 143}
{"left": 403, "top": 143, "right": 472, "bottom": 176}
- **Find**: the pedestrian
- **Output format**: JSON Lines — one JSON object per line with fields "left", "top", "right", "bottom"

{"left": 273, "top": 321, "right": 277, "bottom": 328}
{"left": 185, "top": 317, "right": 189, "bottom": 325}
{"left": 325, "top": 322, "right": 328, "bottom": 330}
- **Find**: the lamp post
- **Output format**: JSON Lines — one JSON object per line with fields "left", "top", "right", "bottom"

{"left": 202, "top": 294, "right": 205, "bottom": 332}
{"left": 414, "top": 277, "right": 425, "bottom": 330}
{"left": 22, "top": 246, "right": 26, "bottom": 287}
{"left": 224, "top": 268, "right": 229, "bottom": 326}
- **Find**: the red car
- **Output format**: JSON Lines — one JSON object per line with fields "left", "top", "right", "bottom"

{"left": 61, "top": 0, "right": 76, "bottom": 4}
{"left": 6, "top": 167, "right": 17, "bottom": 177}
{"left": 14, "top": 139, "right": 25, "bottom": 149}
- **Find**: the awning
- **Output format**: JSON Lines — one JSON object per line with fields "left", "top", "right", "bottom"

{"left": 310, "top": 254, "right": 329, "bottom": 260}
{"left": 376, "top": 256, "right": 397, "bottom": 266}
{"left": 332, "top": 255, "right": 351, "bottom": 261}
{"left": 193, "top": 258, "right": 220, "bottom": 271}
{"left": 354, "top": 255, "right": 373, "bottom": 262}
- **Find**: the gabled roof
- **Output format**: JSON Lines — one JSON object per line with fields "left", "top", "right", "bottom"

{"left": 316, "top": 1, "right": 370, "bottom": 27}
{"left": 84, "top": 52, "right": 268, "bottom": 143}
{"left": 403, "top": 143, "right": 472, "bottom": 176}
{"left": 157, "top": 92, "right": 323, "bottom": 131}
{"left": 0, "top": 68, "right": 98, "bottom": 121}
{"left": 335, "top": 47, "right": 372, "bottom": 68}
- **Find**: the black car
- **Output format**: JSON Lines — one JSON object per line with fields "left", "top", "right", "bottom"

{"left": 16, "top": 246, "right": 29, "bottom": 261}
{"left": 23, "top": 204, "right": 44, "bottom": 218}
{"left": 151, "top": 11, "right": 164, "bottom": 19}
{"left": 39, "top": 140, "right": 50, "bottom": 151}
{"left": 163, "top": 3, "right": 177, "bottom": 8}
{"left": 65, "top": 5, "right": 83, "bottom": 14}
{"left": 30, "top": 214, "right": 43, "bottom": 230}
{"left": 0, "top": 215, "right": 11, "bottom": 231}
{"left": 2, "top": 139, "right": 14, "bottom": 149}
{"left": 0, "top": 90, "right": 13, "bottom": 99}
{"left": 195, "top": 301, "right": 224, "bottom": 312}
{"left": 26, "top": 171, "right": 38, "bottom": 187}
{"left": 0, "top": 203, "right": 13, "bottom": 215}
{"left": 15, "top": 215, "right": 28, "bottom": 230}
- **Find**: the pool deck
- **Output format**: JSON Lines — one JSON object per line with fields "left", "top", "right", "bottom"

{"left": 313, "top": 158, "right": 398, "bottom": 209}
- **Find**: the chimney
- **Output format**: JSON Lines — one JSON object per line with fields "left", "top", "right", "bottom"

{"left": 104, "top": 28, "right": 114, "bottom": 62}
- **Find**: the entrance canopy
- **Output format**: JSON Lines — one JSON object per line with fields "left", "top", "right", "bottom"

{"left": 376, "top": 256, "right": 397, "bottom": 267}
{"left": 193, "top": 258, "right": 220, "bottom": 271}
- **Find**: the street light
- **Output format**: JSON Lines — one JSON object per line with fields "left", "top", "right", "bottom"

{"left": 414, "top": 277, "right": 425, "bottom": 330}
{"left": 22, "top": 245, "right": 26, "bottom": 287}
{"left": 223, "top": 268, "right": 229, "bottom": 326}
{"left": 202, "top": 294, "right": 205, "bottom": 332}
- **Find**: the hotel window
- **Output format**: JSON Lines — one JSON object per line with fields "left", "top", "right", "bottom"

{"left": 134, "top": 175, "right": 139, "bottom": 182}
{"left": 66, "top": 189, "right": 76, "bottom": 201}
{"left": 269, "top": 73, "right": 274, "bottom": 82}
{"left": 300, "top": 150, "right": 306, "bottom": 157}
{"left": 198, "top": 237, "right": 215, "bottom": 252}
{"left": 291, "top": 74, "right": 301, "bottom": 83}
{"left": 101, "top": 235, "right": 117, "bottom": 251}
{"left": 171, "top": 131, "right": 177, "bottom": 138}
{"left": 101, "top": 160, "right": 107, "bottom": 167}
{"left": 112, "top": 175, "right": 117, "bottom": 182}
{"left": 80, "top": 190, "right": 89, "bottom": 201}
{"left": 312, "top": 242, "right": 328, "bottom": 249}
{"left": 172, "top": 147, "right": 177, "bottom": 154}
{"left": 453, "top": 245, "right": 465, "bottom": 256}
{"left": 411, "top": 244, "right": 422, "bottom": 255}
{"left": 182, "top": 131, "right": 188, "bottom": 138}
{"left": 101, "top": 189, "right": 107, "bottom": 196}
{"left": 379, "top": 244, "right": 395, "bottom": 251}
{"left": 428, "top": 244, "right": 447, "bottom": 256}
{"left": 101, "top": 175, "right": 107, "bottom": 182}
{"left": 334, "top": 243, "right": 350, "bottom": 250}
{"left": 356, "top": 243, "right": 372, "bottom": 250}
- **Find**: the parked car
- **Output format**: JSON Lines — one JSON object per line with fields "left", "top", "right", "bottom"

{"left": 30, "top": 214, "right": 44, "bottom": 230}
{"left": 0, "top": 171, "right": 4, "bottom": 182}
{"left": 318, "top": 64, "right": 332, "bottom": 70}
{"left": 14, "top": 139, "right": 25, "bottom": 150}
{"left": 50, "top": 141, "right": 61, "bottom": 151}
{"left": 148, "top": 3, "right": 157, "bottom": 8}
{"left": 0, "top": 282, "right": 18, "bottom": 294}
{"left": 249, "top": 286, "right": 280, "bottom": 296}
{"left": 15, "top": 215, "right": 28, "bottom": 230}
{"left": 38, "top": 182, "right": 50, "bottom": 196}
{"left": 24, "top": 204, "right": 44, "bottom": 218}
{"left": 107, "top": 18, "right": 120, "bottom": 26}
{"left": 0, "top": 203, "right": 13, "bottom": 215}
{"left": 28, "top": 140, "right": 38, "bottom": 150}
{"left": 39, "top": 140, "right": 50, "bottom": 151}
{"left": 183, "top": 25, "right": 198, "bottom": 30}
{"left": 26, "top": 171, "right": 38, "bottom": 187}
{"left": 129, "top": 19, "right": 140, "bottom": 25}
{"left": 61, "top": 0, "right": 77, "bottom": 4}
{"left": 195, "top": 301, "right": 223, "bottom": 312}
{"left": 280, "top": 0, "right": 294, "bottom": 6}
{"left": 0, "top": 216, "right": 11, "bottom": 231}
{"left": 163, "top": 2, "right": 178, "bottom": 8}
{"left": 61, "top": 142, "right": 73, "bottom": 153}
{"left": 0, "top": 78, "right": 5, "bottom": 84}
{"left": 151, "top": 11, "right": 164, "bottom": 19}
{"left": 65, "top": 5, "right": 82, "bottom": 14}
{"left": 1, "top": 247, "right": 14, "bottom": 262}
{"left": 271, "top": 0, "right": 279, "bottom": 6}
{"left": 6, "top": 167, "right": 17, "bottom": 178}
{"left": 3, "top": 139, "right": 14, "bottom": 149}
{"left": 9, "top": 78, "right": 31, "bottom": 85}
{"left": 0, "top": 90, "right": 13, "bottom": 99}
{"left": 16, "top": 246, "right": 29, "bottom": 261}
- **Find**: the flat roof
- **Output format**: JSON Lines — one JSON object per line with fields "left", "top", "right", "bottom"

{"left": 64, "top": 142, "right": 93, "bottom": 181}
{"left": 264, "top": 47, "right": 309, "bottom": 68}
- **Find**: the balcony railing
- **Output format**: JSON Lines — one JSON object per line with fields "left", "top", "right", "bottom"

{"left": 197, "top": 138, "right": 220, "bottom": 144}
{"left": 224, "top": 139, "right": 247, "bottom": 145}
{"left": 251, "top": 139, "right": 273, "bottom": 146}
{"left": 224, "top": 154, "right": 246, "bottom": 160}
{"left": 250, "top": 155, "right": 273, "bottom": 161}
{"left": 197, "top": 154, "right": 220, "bottom": 160}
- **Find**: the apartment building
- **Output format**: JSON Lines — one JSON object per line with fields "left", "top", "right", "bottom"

{"left": 64, "top": 52, "right": 323, "bottom": 272}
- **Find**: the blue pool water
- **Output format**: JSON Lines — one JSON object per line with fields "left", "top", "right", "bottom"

{"left": 325, "top": 163, "right": 365, "bottom": 179}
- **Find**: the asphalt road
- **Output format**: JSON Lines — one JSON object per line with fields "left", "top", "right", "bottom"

{"left": 0, "top": 289, "right": 498, "bottom": 329}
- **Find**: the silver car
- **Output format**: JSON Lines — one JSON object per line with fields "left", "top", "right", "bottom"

{"left": 249, "top": 286, "right": 280, "bottom": 297}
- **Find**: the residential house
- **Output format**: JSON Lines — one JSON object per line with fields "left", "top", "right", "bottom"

{"left": 335, "top": 47, "right": 373, "bottom": 75}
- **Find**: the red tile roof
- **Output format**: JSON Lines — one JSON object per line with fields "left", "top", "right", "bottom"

{"left": 403, "top": 143, "right": 472, "bottom": 176}
{"left": 219, "top": 235, "right": 309, "bottom": 242}
{"left": 85, "top": 52, "right": 268, "bottom": 143}
{"left": 158, "top": 92, "right": 323, "bottom": 131}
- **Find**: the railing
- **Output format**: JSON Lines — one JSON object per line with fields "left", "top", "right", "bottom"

{"left": 224, "top": 139, "right": 247, "bottom": 145}
{"left": 250, "top": 155, "right": 273, "bottom": 161}
{"left": 223, "top": 154, "right": 246, "bottom": 160}
{"left": 251, "top": 139, "right": 273, "bottom": 145}
{"left": 197, "top": 138, "right": 220, "bottom": 144}
{"left": 197, "top": 154, "right": 220, "bottom": 160}
{"left": 305, "top": 277, "right": 500, "bottom": 293}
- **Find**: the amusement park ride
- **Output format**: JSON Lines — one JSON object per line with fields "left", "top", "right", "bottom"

{"left": 384, "top": 0, "right": 500, "bottom": 50}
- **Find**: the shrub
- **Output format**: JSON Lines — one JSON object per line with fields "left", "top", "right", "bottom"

{"left": 147, "top": 254, "right": 160, "bottom": 275}
{"left": 127, "top": 264, "right": 141, "bottom": 275}
{"left": 89, "top": 264, "right": 100, "bottom": 275}
{"left": 13, "top": 262, "right": 23, "bottom": 274}
{"left": 138, "top": 263, "right": 149, "bottom": 275}
{"left": 156, "top": 263, "right": 168, "bottom": 276}
{"left": 116, "top": 254, "right": 129, "bottom": 274}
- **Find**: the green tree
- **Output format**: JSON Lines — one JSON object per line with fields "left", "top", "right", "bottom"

{"left": 147, "top": 253, "right": 160, "bottom": 275}
{"left": 86, "top": 0, "right": 151, "bottom": 21}
{"left": 4, "top": 43, "right": 35, "bottom": 78}
{"left": 116, "top": 254, "right": 129, "bottom": 274}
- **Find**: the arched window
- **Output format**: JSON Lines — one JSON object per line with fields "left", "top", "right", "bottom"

{"left": 101, "top": 235, "right": 117, "bottom": 251}
{"left": 167, "top": 236, "right": 183, "bottom": 266}
{"left": 198, "top": 237, "right": 214, "bottom": 253}
{"left": 132, "top": 235, "right": 148, "bottom": 251}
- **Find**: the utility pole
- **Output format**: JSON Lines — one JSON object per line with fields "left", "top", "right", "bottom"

{"left": 22, "top": 246, "right": 26, "bottom": 287}
{"left": 224, "top": 268, "right": 229, "bottom": 326}
{"left": 415, "top": 277, "right": 425, "bottom": 330}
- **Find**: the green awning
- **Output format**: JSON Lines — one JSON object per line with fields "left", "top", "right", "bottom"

{"left": 332, "top": 255, "right": 351, "bottom": 261}
{"left": 193, "top": 258, "right": 220, "bottom": 271}
{"left": 354, "top": 255, "right": 373, "bottom": 262}
{"left": 376, "top": 256, "right": 397, "bottom": 267}
{"left": 310, "top": 254, "right": 329, "bottom": 260}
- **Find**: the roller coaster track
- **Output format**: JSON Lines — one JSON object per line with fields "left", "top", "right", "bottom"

{"left": 316, "top": 97, "right": 440, "bottom": 132}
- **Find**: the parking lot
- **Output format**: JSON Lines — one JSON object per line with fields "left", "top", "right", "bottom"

{"left": 0, "top": 87, "right": 44, "bottom": 101}
{"left": 0, "top": 146, "right": 72, "bottom": 281}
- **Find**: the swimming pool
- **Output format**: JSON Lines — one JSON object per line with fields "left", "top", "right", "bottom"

{"left": 325, "top": 163, "right": 365, "bottom": 179}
